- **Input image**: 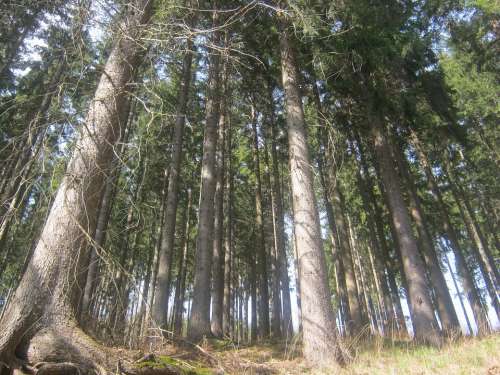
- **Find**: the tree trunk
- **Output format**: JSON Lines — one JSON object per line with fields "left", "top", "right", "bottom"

{"left": 188, "top": 16, "right": 223, "bottom": 340}
{"left": 249, "top": 239, "right": 258, "bottom": 343}
{"left": 331, "top": 185, "right": 365, "bottom": 335}
{"left": 268, "top": 84, "right": 293, "bottom": 338}
{"left": 153, "top": 40, "right": 194, "bottom": 332}
{"left": 211, "top": 91, "right": 227, "bottom": 338}
{"left": 392, "top": 138, "right": 461, "bottom": 335}
{"left": 250, "top": 105, "right": 271, "bottom": 339}
{"left": 0, "top": 1, "right": 153, "bottom": 370}
{"left": 263, "top": 141, "right": 282, "bottom": 339}
{"left": 356, "top": 138, "right": 406, "bottom": 333}
{"left": 173, "top": 189, "right": 192, "bottom": 336}
{"left": 279, "top": 22, "right": 346, "bottom": 365}
{"left": 80, "top": 115, "right": 134, "bottom": 326}
{"left": 371, "top": 119, "right": 442, "bottom": 346}
{"left": 410, "top": 131, "right": 491, "bottom": 334}
{"left": 223, "top": 119, "right": 233, "bottom": 337}
{"left": 444, "top": 166, "right": 500, "bottom": 317}
{"left": 443, "top": 251, "right": 473, "bottom": 335}
{"left": 352, "top": 143, "right": 395, "bottom": 334}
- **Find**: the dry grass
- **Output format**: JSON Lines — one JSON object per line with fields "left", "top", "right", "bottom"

{"left": 205, "top": 333, "right": 500, "bottom": 375}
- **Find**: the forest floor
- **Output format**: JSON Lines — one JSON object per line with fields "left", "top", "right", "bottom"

{"left": 133, "top": 333, "right": 500, "bottom": 375}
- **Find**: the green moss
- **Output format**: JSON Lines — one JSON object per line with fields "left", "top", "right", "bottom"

{"left": 135, "top": 355, "right": 213, "bottom": 375}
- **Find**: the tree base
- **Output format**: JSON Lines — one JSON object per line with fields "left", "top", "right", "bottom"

{"left": 1, "top": 324, "right": 186, "bottom": 375}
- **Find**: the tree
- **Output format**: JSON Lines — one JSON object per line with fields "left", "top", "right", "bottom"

{"left": 0, "top": 0, "right": 153, "bottom": 371}
{"left": 279, "top": 17, "right": 346, "bottom": 366}
{"left": 188, "top": 11, "right": 223, "bottom": 341}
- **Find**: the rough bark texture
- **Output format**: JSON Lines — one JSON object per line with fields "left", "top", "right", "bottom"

{"left": 279, "top": 22, "right": 345, "bottom": 366}
{"left": 332, "top": 185, "right": 365, "bottom": 335}
{"left": 410, "top": 131, "right": 491, "bottom": 334}
{"left": 371, "top": 119, "right": 442, "bottom": 346}
{"left": 222, "top": 118, "right": 233, "bottom": 337}
{"left": 263, "top": 142, "right": 282, "bottom": 339}
{"left": 211, "top": 95, "right": 226, "bottom": 338}
{"left": 173, "top": 189, "right": 192, "bottom": 336}
{"left": 445, "top": 167, "right": 500, "bottom": 318}
{"left": 187, "top": 20, "right": 222, "bottom": 341}
{"left": 268, "top": 87, "right": 293, "bottom": 338}
{"left": 0, "top": 1, "right": 153, "bottom": 371}
{"left": 152, "top": 40, "right": 194, "bottom": 332}
{"left": 353, "top": 146, "right": 395, "bottom": 333}
{"left": 250, "top": 107, "right": 271, "bottom": 339}
{"left": 357, "top": 138, "right": 406, "bottom": 333}
{"left": 392, "top": 139, "right": 461, "bottom": 334}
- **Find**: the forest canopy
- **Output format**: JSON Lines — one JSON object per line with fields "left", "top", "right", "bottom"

{"left": 0, "top": 0, "right": 498, "bottom": 374}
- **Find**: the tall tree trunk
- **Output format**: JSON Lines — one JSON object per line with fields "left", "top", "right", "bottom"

{"left": 211, "top": 92, "right": 227, "bottom": 338}
{"left": 357, "top": 138, "right": 406, "bottom": 333}
{"left": 392, "top": 138, "right": 461, "bottom": 335}
{"left": 153, "top": 40, "right": 194, "bottom": 332}
{"left": 443, "top": 251, "right": 473, "bottom": 335}
{"left": 249, "top": 237, "right": 258, "bottom": 343}
{"left": 188, "top": 16, "right": 223, "bottom": 340}
{"left": 263, "top": 141, "right": 282, "bottom": 339}
{"left": 279, "top": 21, "right": 346, "bottom": 365}
{"left": 410, "top": 131, "right": 491, "bottom": 334}
{"left": 0, "top": 1, "right": 153, "bottom": 370}
{"left": 173, "top": 189, "right": 192, "bottom": 336}
{"left": 223, "top": 119, "right": 233, "bottom": 337}
{"left": 370, "top": 119, "right": 442, "bottom": 346}
{"left": 444, "top": 166, "right": 500, "bottom": 317}
{"left": 80, "top": 119, "right": 133, "bottom": 324}
{"left": 331, "top": 185, "right": 365, "bottom": 335}
{"left": 352, "top": 143, "right": 395, "bottom": 334}
{"left": 250, "top": 105, "right": 271, "bottom": 339}
{"left": 267, "top": 84, "right": 293, "bottom": 338}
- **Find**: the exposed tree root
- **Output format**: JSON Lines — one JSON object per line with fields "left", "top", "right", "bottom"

{"left": 2, "top": 323, "right": 187, "bottom": 375}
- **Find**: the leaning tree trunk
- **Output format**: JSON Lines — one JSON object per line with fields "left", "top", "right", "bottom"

{"left": 152, "top": 38, "right": 194, "bottom": 332}
{"left": 188, "top": 18, "right": 222, "bottom": 341}
{"left": 370, "top": 118, "right": 442, "bottom": 346}
{"left": 392, "top": 137, "right": 461, "bottom": 335}
{"left": 279, "top": 20, "right": 347, "bottom": 366}
{"left": 444, "top": 166, "right": 500, "bottom": 318}
{"left": 331, "top": 184, "right": 365, "bottom": 335}
{"left": 352, "top": 144, "right": 395, "bottom": 333}
{"left": 410, "top": 131, "right": 491, "bottom": 334}
{"left": 0, "top": 1, "right": 153, "bottom": 372}
{"left": 357, "top": 137, "right": 406, "bottom": 333}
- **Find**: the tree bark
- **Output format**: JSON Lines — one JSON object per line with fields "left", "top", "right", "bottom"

{"left": 444, "top": 165, "right": 500, "bottom": 317}
{"left": 188, "top": 16, "right": 223, "bottom": 340}
{"left": 371, "top": 119, "right": 442, "bottom": 346}
{"left": 392, "top": 138, "right": 461, "bottom": 335}
{"left": 250, "top": 105, "right": 271, "bottom": 339}
{"left": 211, "top": 91, "right": 227, "bottom": 338}
{"left": 268, "top": 84, "right": 293, "bottom": 338}
{"left": 410, "top": 131, "right": 491, "bottom": 334}
{"left": 279, "top": 22, "right": 346, "bottom": 366}
{"left": 0, "top": 0, "right": 154, "bottom": 370}
{"left": 222, "top": 119, "right": 233, "bottom": 337}
{"left": 356, "top": 138, "right": 406, "bottom": 333}
{"left": 173, "top": 189, "right": 192, "bottom": 336}
{"left": 263, "top": 141, "right": 283, "bottom": 339}
{"left": 153, "top": 40, "right": 194, "bottom": 332}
